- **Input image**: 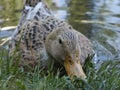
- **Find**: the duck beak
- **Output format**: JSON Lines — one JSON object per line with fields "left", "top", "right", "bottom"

{"left": 64, "top": 54, "right": 86, "bottom": 79}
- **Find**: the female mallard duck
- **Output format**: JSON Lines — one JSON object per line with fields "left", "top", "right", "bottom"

{"left": 9, "top": 0, "right": 94, "bottom": 79}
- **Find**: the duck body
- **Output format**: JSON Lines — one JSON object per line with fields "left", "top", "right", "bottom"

{"left": 9, "top": 0, "right": 94, "bottom": 78}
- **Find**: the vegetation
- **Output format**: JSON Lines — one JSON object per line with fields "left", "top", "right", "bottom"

{"left": 0, "top": 47, "right": 120, "bottom": 90}
{"left": 0, "top": 0, "right": 120, "bottom": 90}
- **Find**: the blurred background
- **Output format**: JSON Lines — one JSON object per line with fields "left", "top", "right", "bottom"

{"left": 0, "top": 0, "right": 120, "bottom": 65}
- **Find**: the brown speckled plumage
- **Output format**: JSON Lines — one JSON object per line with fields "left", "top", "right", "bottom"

{"left": 9, "top": 0, "right": 94, "bottom": 73}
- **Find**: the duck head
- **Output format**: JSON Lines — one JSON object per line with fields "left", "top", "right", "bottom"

{"left": 45, "top": 27, "right": 86, "bottom": 79}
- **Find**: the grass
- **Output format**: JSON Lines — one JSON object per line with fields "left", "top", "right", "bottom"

{"left": 0, "top": 47, "right": 120, "bottom": 90}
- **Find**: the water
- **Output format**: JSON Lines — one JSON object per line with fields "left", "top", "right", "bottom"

{"left": 0, "top": 0, "right": 120, "bottom": 64}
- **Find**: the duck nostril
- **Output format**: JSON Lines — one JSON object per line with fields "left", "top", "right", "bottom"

{"left": 69, "top": 60, "right": 72, "bottom": 65}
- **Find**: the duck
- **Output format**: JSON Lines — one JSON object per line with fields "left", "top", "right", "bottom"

{"left": 9, "top": 0, "right": 94, "bottom": 79}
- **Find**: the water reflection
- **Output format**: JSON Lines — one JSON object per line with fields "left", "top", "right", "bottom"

{"left": 52, "top": 0, "right": 67, "bottom": 7}
{"left": 0, "top": 0, "right": 23, "bottom": 27}
{"left": 91, "top": 0, "right": 120, "bottom": 61}
{"left": 93, "top": 0, "right": 120, "bottom": 24}
{"left": 51, "top": 0, "right": 68, "bottom": 19}
{"left": 0, "top": 0, "right": 120, "bottom": 63}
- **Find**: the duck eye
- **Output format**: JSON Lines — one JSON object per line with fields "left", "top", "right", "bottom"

{"left": 59, "top": 38, "right": 62, "bottom": 44}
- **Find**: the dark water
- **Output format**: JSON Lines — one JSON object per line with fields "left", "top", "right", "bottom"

{"left": 0, "top": 0, "right": 120, "bottom": 64}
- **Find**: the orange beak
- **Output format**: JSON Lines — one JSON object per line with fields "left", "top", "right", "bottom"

{"left": 64, "top": 53, "right": 86, "bottom": 79}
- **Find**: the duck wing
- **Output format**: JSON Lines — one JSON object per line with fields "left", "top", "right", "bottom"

{"left": 9, "top": 0, "right": 53, "bottom": 67}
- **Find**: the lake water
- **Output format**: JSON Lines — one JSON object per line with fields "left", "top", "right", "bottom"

{"left": 0, "top": 0, "right": 120, "bottom": 64}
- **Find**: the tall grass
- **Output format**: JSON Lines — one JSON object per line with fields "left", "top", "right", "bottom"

{"left": 0, "top": 47, "right": 120, "bottom": 90}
